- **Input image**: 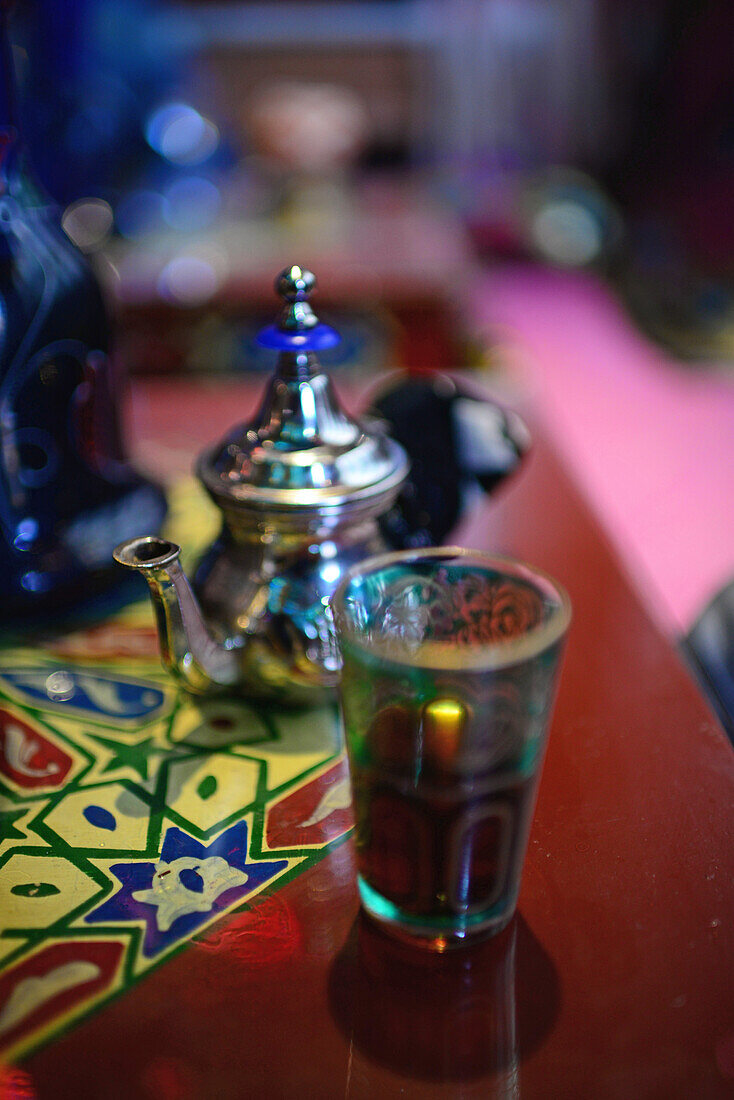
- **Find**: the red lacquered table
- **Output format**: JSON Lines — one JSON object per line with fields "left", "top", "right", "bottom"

{"left": 12, "top": 377, "right": 734, "bottom": 1099}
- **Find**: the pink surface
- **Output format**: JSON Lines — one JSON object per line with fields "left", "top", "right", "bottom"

{"left": 470, "top": 266, "right": 734, "bottom": 635}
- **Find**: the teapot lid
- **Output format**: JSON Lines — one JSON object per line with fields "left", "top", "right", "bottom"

{"left": 197, "top": 266, "right": 409, "bottom": 513}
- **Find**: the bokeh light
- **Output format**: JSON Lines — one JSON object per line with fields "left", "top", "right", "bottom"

{"left": 145, "top": 102, "right": 219, "bottom": 166}
{"left": 156, "top": 247, "right": 228, "bottom": 306}
{"left": 531, "top": 199, "right": 604, "bottom": 268}
{"left": 61, "top": 198, "right": 114, "bottom": 252}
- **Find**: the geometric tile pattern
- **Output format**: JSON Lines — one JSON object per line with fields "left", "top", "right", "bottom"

{"left": 0, "top": 485, "right": 353, "bottom": 1063}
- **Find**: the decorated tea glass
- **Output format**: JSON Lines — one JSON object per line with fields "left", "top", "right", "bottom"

{"left": 331, "top": 547, "right": 570, "bottom": 949}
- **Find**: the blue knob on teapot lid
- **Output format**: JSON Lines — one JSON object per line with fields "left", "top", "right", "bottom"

{"left": 256, "top": 265, "right": 340, "bottom": 351}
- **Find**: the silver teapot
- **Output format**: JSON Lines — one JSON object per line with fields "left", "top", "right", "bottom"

{"left": 114, "top": 266, "right": 409, "bottom": 704}
{"left": 114, "top": 266, "right": 529, "bottom": 704}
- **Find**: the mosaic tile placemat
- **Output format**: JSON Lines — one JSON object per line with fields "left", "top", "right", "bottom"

{"left": 0, "top": 482, "right": 351, "bottom": 1062}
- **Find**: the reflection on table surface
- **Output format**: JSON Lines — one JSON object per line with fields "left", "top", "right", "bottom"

{"left": 330, "top": 913, "right": 558, "bottom": 1092}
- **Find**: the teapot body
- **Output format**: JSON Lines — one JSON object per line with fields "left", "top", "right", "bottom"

{"left": 192, "top": 512, "right": 389, "bottom": 703}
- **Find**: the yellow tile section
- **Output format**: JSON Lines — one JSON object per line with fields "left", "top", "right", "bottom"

{"left": 1, "top": 855, "right": 100, "bottom": 930}
{"left": 0, "top": 937, "right": 27, "bottom": 965}
{"left": 43, "top": 784, "right": 151, "bottom": 852}
{"left": 232, "top": 705, "right": 343, "bottom": 788}
{"left": 164, "top": 754, "right": 261, "bottom": 832}
{"left": 168, "top": 698, "right": 270, "bottom": 750}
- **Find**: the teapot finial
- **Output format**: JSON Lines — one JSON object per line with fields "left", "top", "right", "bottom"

{"left": 276, "top": 264, "right": 315, "bottom": 300}
{"left": 274, "top": 264, "right": 318, "bottom": 331}
{"left": 256, "top": 264, "right": 339, "bottom": 351}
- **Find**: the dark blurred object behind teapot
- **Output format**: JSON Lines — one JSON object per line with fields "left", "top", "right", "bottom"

{"left": 370, "top": 374, "right": 531, "bottom": 551}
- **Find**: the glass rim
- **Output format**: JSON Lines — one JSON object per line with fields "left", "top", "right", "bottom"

{"left": 330, "top": 546, "right": 572, "bottom": 671}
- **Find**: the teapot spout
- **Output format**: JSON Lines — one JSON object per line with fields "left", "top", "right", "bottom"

{"left": 113, "top": 536, "right": 240, "bottom": 694}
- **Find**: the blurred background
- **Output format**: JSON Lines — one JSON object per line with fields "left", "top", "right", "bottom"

{"left": 7, "top": 0, "right": 734, "bottom": 721}
{"left": 11, "top": 0, "right": 734, "bottom": 366}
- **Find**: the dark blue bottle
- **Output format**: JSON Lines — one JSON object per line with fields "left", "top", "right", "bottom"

{"left": 0, "top": 5, "right": 165, "bottom": 619}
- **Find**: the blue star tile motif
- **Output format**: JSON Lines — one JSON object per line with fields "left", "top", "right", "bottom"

{"left": 86, "top": 821, "right": 288, "bottom": 957}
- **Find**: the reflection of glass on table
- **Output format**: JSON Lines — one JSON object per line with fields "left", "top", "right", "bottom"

{"left": 332, "top": 547, "right": 570, "bottom": 950}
